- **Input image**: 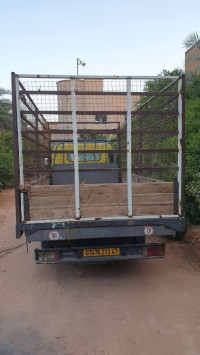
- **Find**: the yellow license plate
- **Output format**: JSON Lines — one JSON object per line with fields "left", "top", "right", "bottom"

{"left": 83, "top": 248, "right": 120, "bottom": 257}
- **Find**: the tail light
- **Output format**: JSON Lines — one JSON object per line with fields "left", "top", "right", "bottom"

{"left": 142, "top": 245, "right": 164, "bottom": 257}
{"left": 37, "top": 251, "right": 60, "bottom": 262}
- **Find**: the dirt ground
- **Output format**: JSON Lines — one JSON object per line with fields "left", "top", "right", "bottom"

{"left": 0, "top": 189, "right": 200, "bottom": 355}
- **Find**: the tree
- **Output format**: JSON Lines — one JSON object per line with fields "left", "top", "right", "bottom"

{"left": 0, "top": 131, "right": 14, "bottom": 188}
{"left": 0, "top": 88, "right": 12, "bottom": 130}
{"left": 182, "top": 31, "right": 200, "bottom": 49}
{"left": 0, "top": 88, "right": 14, "bottom": 189}
{"left": 133, "top": 69, "right": 200, "bottom": 223}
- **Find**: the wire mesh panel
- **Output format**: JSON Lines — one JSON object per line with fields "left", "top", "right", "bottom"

{"left": 12, "top": 74, "right": 184, "bottom": 222}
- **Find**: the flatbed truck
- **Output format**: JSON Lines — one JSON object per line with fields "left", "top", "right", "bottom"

{"left": 11, "top": 73, "right": 185, "bottom": 263}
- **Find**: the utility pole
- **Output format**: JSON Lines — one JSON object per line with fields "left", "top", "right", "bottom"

{"left": 77, "top": 58, "right": 86, "bottom": 75}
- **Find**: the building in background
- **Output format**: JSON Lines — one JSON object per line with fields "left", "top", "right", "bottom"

{"left": 185, "top": 40, "right": 200, "bottom": 73}
{"left": 54, "top": 79, "right": 140, "bottom": 139}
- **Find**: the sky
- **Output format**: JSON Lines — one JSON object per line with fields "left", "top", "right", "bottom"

{"left": 0, "top": 0, "right": 200, "bottom": 90}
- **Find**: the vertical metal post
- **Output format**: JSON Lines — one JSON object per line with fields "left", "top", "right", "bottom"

{"left": 139, "top": 116, "right": 143, "bottom": 165}
{"left": 117, "top": 122, "right": 122, "bottom": 183}
{"left": 11, "top": 73, "right": 21, "bottom": 225}
{"left": 126, "top": 78, "right": 132, "bottom": 217}
{"left": 35, "top": 113, "right": 40, "bottom": 180}
{"left": 178, "top": 76, "right": 183, "bottom": 215}
{"left": 77, "top": 59, "right": 79, "bottom": 75}
{"left": 15, "top": 77, "right": 25, "bottom": 221}
{"left": 71, "top": 79, "right": 80, "bottom": 218}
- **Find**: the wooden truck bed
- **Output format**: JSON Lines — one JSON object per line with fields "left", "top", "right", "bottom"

{"left": 29, "top": 182, "right": 175, "bottom": 220}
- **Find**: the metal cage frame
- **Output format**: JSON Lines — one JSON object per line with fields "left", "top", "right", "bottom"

{"left": 11, "top": 73, "right": 185, "bottom": 226}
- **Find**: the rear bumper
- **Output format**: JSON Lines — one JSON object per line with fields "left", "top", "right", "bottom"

{"left": 18, "top": 217, "right": 185, "bottom": 241}
{"left": 35, "top": 242, "right": 165, "bottom": 264}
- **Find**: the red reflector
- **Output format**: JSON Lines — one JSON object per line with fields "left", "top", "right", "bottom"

{"left": 38, "top": 251, "right": 60, "bottom": 262}
{"left": 147, "top": 246, "right": 164, "bottom": 257}
{"left": 54, "top": 251, "right": 60, "bottom": 261}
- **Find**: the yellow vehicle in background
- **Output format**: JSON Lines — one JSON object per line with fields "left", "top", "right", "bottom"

{"left": 50, "top": 139, "right": 119, "bottom": 185}
{"left": 52, "top": 140, "right": 114, "bottom": 165}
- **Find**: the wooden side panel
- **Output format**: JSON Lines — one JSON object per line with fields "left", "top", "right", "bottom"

{"left": 29, "top": 182, "right": 175, "bottom": 220}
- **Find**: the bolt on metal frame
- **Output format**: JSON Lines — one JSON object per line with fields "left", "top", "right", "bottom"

{"left": 11, "top": 73, "right": 185, "bottom": 223}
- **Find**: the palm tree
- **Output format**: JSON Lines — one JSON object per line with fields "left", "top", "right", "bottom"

{"left": 182, "top": 31, "right": 200, "bottom": 49}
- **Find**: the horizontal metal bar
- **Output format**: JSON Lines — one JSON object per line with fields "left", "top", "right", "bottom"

{"left": 21, "top": 116, "right": 48, "bottom": 139}
{"left": 16, "top": 74, "right": 180, "bottom": 80}
{"left": 141, "top": 114, "right": 177, "bottom": 131}
{"left": 132, "top": 96, "right": 178, "bottom": 127}
{"left": 48, "top": 121, "right": 120, "bottom": 125}
{"left": 20, "top": 109, "right": 178, "bottom": 116}
{"left": 24, "top": 166, "right": 178, "bottom": 173}
{"left": 135, "top": 78, "right": 179, "bottom": 112}
{"left": 20, "top": 97, "right": 47, "bottom": 133}
{"left": 19, "top": 81, "right": 49, "bottom": 130}
{"left": 23, "top": 151, "right": 50, "bottom": 157}
{"left": 21, "top": 129, "right": 178, "bottom": 135}
{"left": 23, "top": 148, "right": 178, "bottom": 155}
{"left": 24, "top": 215, "right": 181, "bottom": 224}
{"left": 21, "top": 134, "right": 48, "bottom": 150}
{"left": 19, "top": 90, "right": 178, "bottom": 97}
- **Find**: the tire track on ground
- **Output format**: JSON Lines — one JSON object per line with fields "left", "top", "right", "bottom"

{"left": 0, "top": 243, "right": 26, "bottom": 259}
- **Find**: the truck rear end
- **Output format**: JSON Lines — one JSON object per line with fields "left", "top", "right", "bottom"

{"left": 11, "top": 73, "right": 185, "bottom": 263}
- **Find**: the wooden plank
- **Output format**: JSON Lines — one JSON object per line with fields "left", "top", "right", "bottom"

{"left": 132, "top": 193, "right": 174, "bottom": 205}
{"left": 132, "top": 204, "right": 174, "bottom": 215}
{"left": 29, "top": 185, "right": 75, "bottom": 197}
{"left": 80, "top": 203, "right": 173, "bottom": 217}
{"left": 29, "top": 193, "right": 173, "bottom": 209}
{"left": 132, "top": 182, "right": 174, "bottom": 194}
{"left": 29, "top": 195, "right": 75, "bottom": 209}
{"left": 80, "top": 193, "right": 127, "bottom": 205}
{"left": 30, "top": 207, "right": 75, "bottom": 220}
{"left": 29, "top": 203, "right": 174, "bottom": 220}
{"left": 29, "top": 182, "right": 174, "bottom": 198}
{"left": 81, "top": 182, "right": 174, "bottom": 195}
{"left": 29, "top": 182, "right": 175, "bottom": 220}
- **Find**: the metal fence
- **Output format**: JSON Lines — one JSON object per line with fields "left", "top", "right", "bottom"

{"left": 12, "top": 73, "right": 185, "bottom": 223}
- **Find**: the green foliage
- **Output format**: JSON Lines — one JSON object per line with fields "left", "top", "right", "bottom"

{"left": 134, "top": 69, "right": 200, "bottom": 223}
{"left": 0, "top": 131, "right": 14, "bottom": 188}
{"left": 145, "top": 69, "right": 184, "bottom": 92}
{"left": 0, "top": 88, "right": 12, "bottom": 130}
{"left": 184, "top": 93, "right": 200, "bottom": 222}
{"left": 185, "top": 74, "right": 200, "bottom": 99}
{"left": 0, "top": 88, "right": 14, "bottom": 188}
